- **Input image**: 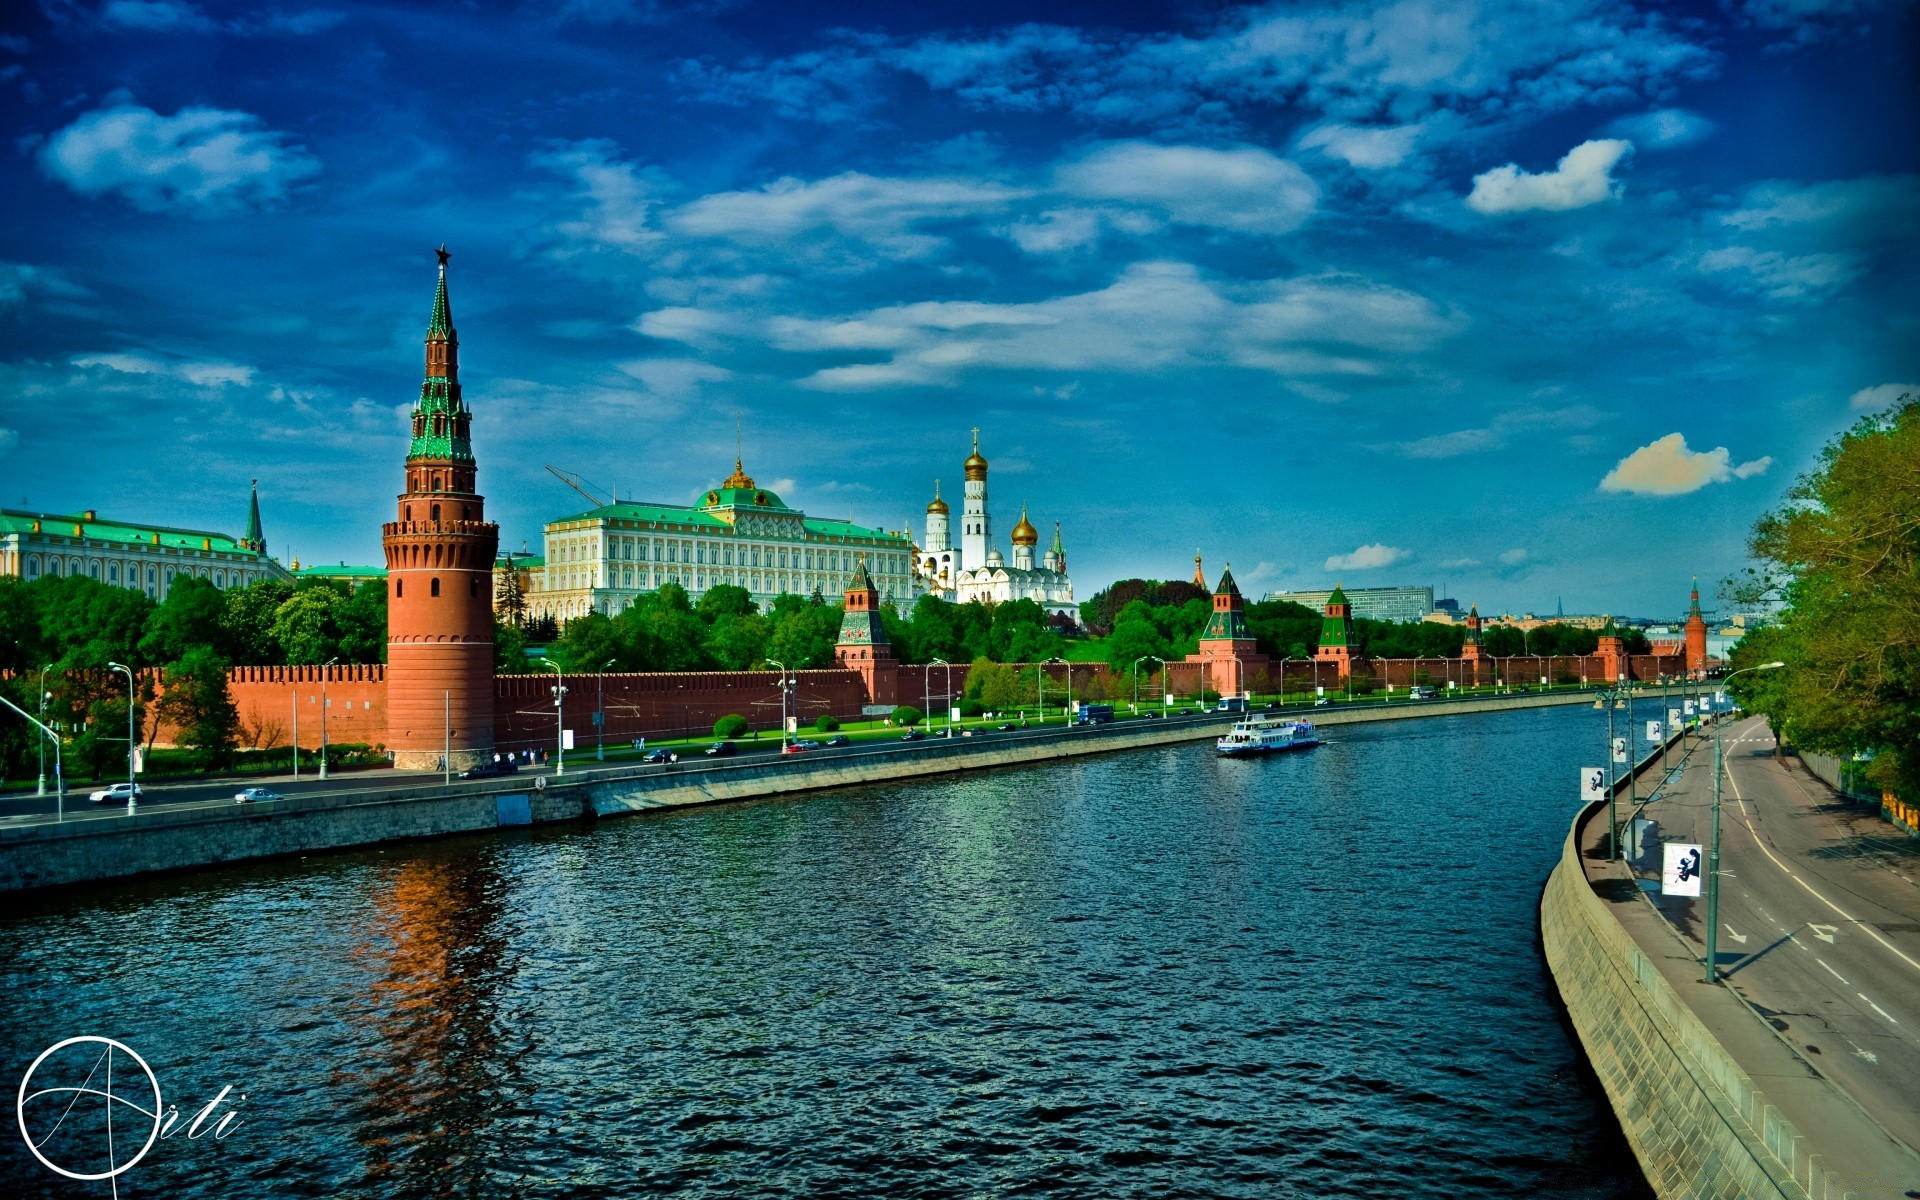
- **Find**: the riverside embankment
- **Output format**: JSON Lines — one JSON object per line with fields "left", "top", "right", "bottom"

{"left": 1, "top": 688, "right": 1614, "bottom": 894}
{"left": 1541, "top": 722, "right": 1917, "bottom": 1200}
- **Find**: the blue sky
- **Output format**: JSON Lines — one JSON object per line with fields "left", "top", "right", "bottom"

{"left": 1, "top": 0, "right": 1915, "bottom": 619}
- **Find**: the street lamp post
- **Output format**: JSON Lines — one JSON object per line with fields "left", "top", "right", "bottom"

{"left": 768, "top": 659, "right": 791, "bottom": 748}
{"left": 319, "top": 657, "right": 339, "bottom": 780}
{"left": 36, "top": 664, "right": 50, "bottom": 797}
{"left": 0, "top": 695, "right": 64, "bottom": 820}
{"left": 929, "top": 658, "right": 952, "bottom": 734}
{"left": 539, "top": 657, "right": 567, "bottom": 775}
{"left": 1277, "top": 656, "right": 1292, "bottom": 706}
{"left": 1134, "top": 655, "right": 1165, "bottom": 712}
{"left": 1703, "top": 661, "right": 1785, "bottom": 984}
{"left": 596, "top": 658, "right": 615, "bottom": 762}
{"left": 107, "top": 662, "right": 136, "bottom": 812}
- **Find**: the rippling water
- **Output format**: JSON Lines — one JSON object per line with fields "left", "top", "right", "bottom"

{"left": 1, "top": 704, "right": 1649, "bottom": 1198}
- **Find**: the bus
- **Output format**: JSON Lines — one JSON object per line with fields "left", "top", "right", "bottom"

{"left": 1074, "top": 703, "right": 1116, "bottom": 725}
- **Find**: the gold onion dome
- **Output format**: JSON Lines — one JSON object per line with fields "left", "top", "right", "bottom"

{"left": 722, "top": 456, "right": 755, "bottom": 490}
{"left": 927, "top": 480, "right": 949, "bottom": 514}
{"left": 963, "top": 429, "right": 988, "bottom": 481}
{"left": 1011, "top": 505, "right": 1038, "bottom": 545}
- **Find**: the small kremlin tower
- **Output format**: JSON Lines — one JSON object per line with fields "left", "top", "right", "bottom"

{"left": 835, "top": 557, "right": 898, "bottom": 706}
{"left": 1460, "top": 603, "right": 1484, "bottom": 662}
{"left": 383, "top": 248, "right": 500, "bottom": 771}
{"left": 1684, "top": 579, "right": 1709, "bottom": 676}
{"left": 1314, "top": 584, "right": 1358, "bottom": 678}
{"left": 1188, "top": 564, "right": 1269, "bottom": 698}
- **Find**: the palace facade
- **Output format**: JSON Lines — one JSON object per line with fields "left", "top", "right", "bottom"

{"left": 524, "top": 458, "right": 920, "bottom": 624}
{"left": 0, "top": 483, "right": 290, "bottom": 599}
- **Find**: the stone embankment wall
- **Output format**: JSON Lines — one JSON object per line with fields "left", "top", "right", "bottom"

{"left": 1, "top": 689, "right": 1595, "bottom": 894}
{"left": 1541, "top": 781, "right": 1853, "bottom": 1198}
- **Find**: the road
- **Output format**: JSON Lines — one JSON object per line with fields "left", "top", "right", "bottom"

{"left": 1636, "top": 714, "right": 1920, "bottom": 1156}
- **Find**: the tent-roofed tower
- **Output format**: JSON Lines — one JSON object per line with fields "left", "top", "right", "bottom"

{"left": 240, "top": 479, "right": 265, "bottom": 554}
{"left": 383, "top": 247, "right": 500, "bottom": 771}
{"left": 1684, "top": 578, "right": 1708, "bottom": 675}
{"left": 1187, "top": 564, "right": 1270, "bottom": 699}
{"left": 835, "top": 557, "right": 898, "bottom": 706}
{"left": 1315, "top": 583, "right": 1358, "bottom": 678}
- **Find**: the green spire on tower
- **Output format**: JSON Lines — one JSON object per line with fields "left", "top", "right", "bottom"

{"left": 243, "top": 478, "right": 264, "bottom": 553}
{"left": 409, "top": 246, "right": 473, "bottom": 463}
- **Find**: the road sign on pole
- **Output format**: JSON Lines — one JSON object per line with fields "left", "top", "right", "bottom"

{"left": 1647, "top": 720, "right": 1663, "bottom": 742}
{"left": 562, "top": 729, "right": 575, "bottom": 750}
{"left": 1662, "top": 843, "right": 1704, "bottom": 897}
{"left": 1684, "top": 699, "right": 1696, "bottom": 717}
{"left": 1612, "top": 737, "right": 1628, "bottom": 765}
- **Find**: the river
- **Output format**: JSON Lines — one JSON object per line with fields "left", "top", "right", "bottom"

{"left": 0, "top": 703, "right": 1649, "bottom": 1198}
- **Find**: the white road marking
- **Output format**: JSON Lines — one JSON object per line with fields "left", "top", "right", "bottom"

{"left": 1818, "top": 958, "right": 1850, "bottom": 984}
{"left": 1810, "top": 923, "right": 1839, "bottom": 944}
{"left": 1719, "top": 725, "right": 1920, "bottom": 977}
{"left": 1850, "top": 1041, "right": 1879, "bottom": 1064}
{"left": 1858, "top": 994, "right": 1899, "bottom": 1025}
{"left": 1724, "top": 924, "right": 1749, "bottom": 944}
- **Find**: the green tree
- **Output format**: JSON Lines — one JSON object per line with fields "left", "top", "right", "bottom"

{"left": 813, "top": 714, "right": 840, "bottom": 733}
{"left": 156, "top": 647, "right": 240, "bottom": 769}
{"left": 705, "top": 612, "right": 769, "bottom": 670}
{"left": 555, "top": 611, "right": 623, "bottom": 672}
{"left": 224, "top": 578, "right": 294, "bottom": 665}
{"left": 714, "top": 713, "right": 750, "bottom": 739}
{"left": 35, "top": 575, "right": 154, "bottom": 670}
{"left": 493, "top": 619, "right": 529, "bottom": 673}
{"left": 271, "top": 588, "right": 344, "bottom": 665}
{"left": 698, "top": 584, "right": 756, "bottom": 620}
{"left": 0, "top": 577, "right": 43, "bottom": 673}
{"left": 1731, "top": 396, "right": 1920, "bottom": 793}
{"left": 139, "top": 576, "right": 231, "bottom": 664}
{"left": 891, "top": 704, "right": 923, "bottom": 727}
{"left": 336, "top": 581, "right": 388, "bottom": 663}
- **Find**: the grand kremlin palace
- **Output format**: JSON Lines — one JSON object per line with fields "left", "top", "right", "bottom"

{"left": 523, "top": 458, "right": 920, "bottom": 623}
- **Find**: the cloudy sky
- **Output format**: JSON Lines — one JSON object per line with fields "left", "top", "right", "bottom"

{"left": 1, "top": 0, "right": 1915, "bottom": 617}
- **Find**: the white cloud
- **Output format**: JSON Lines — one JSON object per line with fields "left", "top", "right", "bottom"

{"left": 1697, "top": 246, "right": 1861, "bottom": 299}
{"left": 1849, "top": 382, "right": 1919, "bottom": 410}
{"left": 0, "top": 262, "right": 88, "bottom": 309}
{"left": 72, "top": 353, "right": 253, "bottom": 387}
{"left": 1297, "top": 122, "right": 1423, "bottom": 169}
{"left": 0, "top": 428, "right": 17, "bottom": 455}
{"left": 634, "top": 307, "right": 744, "bottom": 348}
{"left": 38, "top": 98, "right": 320, "bottom": 215}
{"left": 1467, "top": 138, "right": 1632, "bottom": 214}
{"left": 1324, "top": 543, "right": 1408, "bottom": 571}
{"left": 772, "top": 262, "right": 1455, "bottom": 390}
{"left": 1390, "top": 405, "right": 1600, "bottom": 459}
{"left": 614, "top": 358, "right": 732, "bottom": 397}
{"left": 1598, "top": 433, "right": 1772, "bottom": 496}
{"left": 1604, "top": 108, "right": 1715, "bottom": 149}
{"left": 531, "top": 140, "right": 665, "bottom": 257}
{"left": 668, "top": 171, "right": 1026, "bottom": 259}
{"left": 99, "top": 1, "right": 215, "bottom": 31}
{"left": 1498, "top": 547, "right": 1530, "bottom": 566}
{"left": 1438, "top": 556, "right": 1481, "bottom": 569}
{"left": 1005, "top": 207, "right": 1102, "bottom": 254}
{"left": 1054, "top": 142, "right": 1318, "bottom": 235}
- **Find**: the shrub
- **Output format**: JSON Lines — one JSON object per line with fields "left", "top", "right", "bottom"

{"left": 714, "top": 713, "right": 750, "bottom": 739}
{"left": 1349, "top": 675, "right": 1377, "bottom": 696}
{"left": 891, "top": 704, "right": 924, "bottom": 727}
{"left": 1556, "top": 671, "right": 1580, "bottom": 685}
{"left": 813, "top": 714, "right": 840, "bottom": 733}
{"left": 960, "top": 699, "right": 984, "bottom": 717}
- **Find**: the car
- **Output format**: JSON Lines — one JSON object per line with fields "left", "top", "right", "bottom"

{"left": 643, "top": 748, "right": 674, "bottom": 764}
{"left": 1313, "top": 697, "right": 1331, "bottom": 707}
{"left": 459, "top": 760, "right": 519, "bottom": 779}
{"left": 704, "top": 741, "right": 738, "bottom": 757}
{"left": 900, "top": 730, "right": 925, "bottom": 741}
{"left": 824, "top": 735, "right": 851, "bottom": 747}
{"left": 997, "top": 723, "right": 1016, "bottom": 731}
{"left": 1142, "top": 711, "right": 1162, "bottom": 720}
{"left": 234, "top": 786, "right": 283, "bottom": 803}
{"left": 89, "top": 782, "right": 144, "bottom": 805}
{"left": 781, "top": 740, "right": 818, "bottom": 754}
{"left": 1177, "top": 707, "right": 1193, "bottom": 716}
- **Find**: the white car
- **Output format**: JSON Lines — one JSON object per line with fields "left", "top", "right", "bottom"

{"left": 234, "top": 787, "right": 283, "bottom": 804}
{"left": 89, "top": 782, "right": 144, "bottom": 805}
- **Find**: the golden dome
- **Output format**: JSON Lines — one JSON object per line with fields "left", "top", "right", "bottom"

{"left": 964, "top": 428, "right": 988, "bottom": 481}
{"left": 722, "top": 456, "right": 755, "bottom": 490}
{"left": 927, "top": 479, "right": 949, "bottom": 515}
{"left": 1011, "top": 505, "right": 1038, "bottom": 546}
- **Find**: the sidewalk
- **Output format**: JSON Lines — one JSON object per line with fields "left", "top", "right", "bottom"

{"left": 1577, "top": 732, "right": 1920, "bottom": 1200}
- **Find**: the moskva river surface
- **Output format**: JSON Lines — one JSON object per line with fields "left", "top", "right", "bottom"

{"left": 2, "top": 704, "right": 1651, "bottom": 1198}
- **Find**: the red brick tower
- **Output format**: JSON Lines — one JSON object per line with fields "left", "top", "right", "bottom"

{"left": 1314, "top": 583, "right": 1358, "bottom": 678}
{"left": 1683, "top": 578, "right": 1708, "bottom": 676}
{"left": 1596, "top": 621, "right": 1626, "bottom": 684}
{"left": 1460, "top": 603, "right": 1484, "bottom": 663}
{"left": 1186, "top": 564, "right": 1268, "bottom": 698}
{"left": 383, "top": 248, "right": 499, "bottom": 771}
{"left": 835, "top": 558, "right": 898, "bottom": 706}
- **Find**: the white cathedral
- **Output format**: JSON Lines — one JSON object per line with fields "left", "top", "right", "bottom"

{"left": 915, "top": 431, "right": 1077, "bottom": 622}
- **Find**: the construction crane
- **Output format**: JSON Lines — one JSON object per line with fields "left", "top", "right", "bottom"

{"left": 544, "top": 465, "right": 614, "bottom": 509}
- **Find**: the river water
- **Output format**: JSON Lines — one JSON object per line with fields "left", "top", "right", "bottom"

{"left": 1, "top": 704, "right": 1650, "bottom": 1199}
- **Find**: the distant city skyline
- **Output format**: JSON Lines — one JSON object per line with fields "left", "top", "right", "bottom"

{"left": 1, "top": 0, "right": 1914, "bottom": 617}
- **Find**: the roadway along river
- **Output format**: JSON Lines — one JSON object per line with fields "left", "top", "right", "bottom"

{"left": 0, "top": 705, "right": 1650, "bottom": 1198}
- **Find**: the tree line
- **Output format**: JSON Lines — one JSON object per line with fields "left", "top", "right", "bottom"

{"left": 1728, "top": 395, "right": 1917, "bottom": 797}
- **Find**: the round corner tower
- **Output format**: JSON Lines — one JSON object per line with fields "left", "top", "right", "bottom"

{"left": 383, "top": 248, "right": 499, "bottom": 771}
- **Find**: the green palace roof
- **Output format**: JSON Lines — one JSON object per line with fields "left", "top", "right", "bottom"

{"left": 0, "top": 509, "right": 264, "bottom": 556}
{"left": 549, "top": 500, "right": 902, "bottom": 542}
{"left": 294, "top": 563, "right": 388, "bottom": 579}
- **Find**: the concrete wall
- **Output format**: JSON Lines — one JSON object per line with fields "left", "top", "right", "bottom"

{"left": 1541, "top": 794, "right": 1853, "bottom": 1199}
{"left": 0, "top": 689, "right": 1597, "bottom": 895}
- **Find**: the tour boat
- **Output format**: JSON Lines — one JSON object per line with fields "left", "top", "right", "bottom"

{"left": 1215, "top": 717, "right": 1321, "bottom": 757}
